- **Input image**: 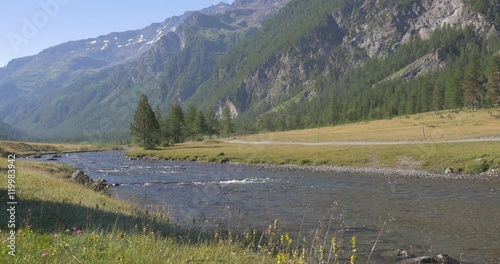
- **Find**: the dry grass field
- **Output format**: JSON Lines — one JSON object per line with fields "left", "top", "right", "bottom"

{"left": 0, "top": 141, "right": 105, "bottom": 156}
{"left": 242, "top": 109, "right": 500, "bottom": 143}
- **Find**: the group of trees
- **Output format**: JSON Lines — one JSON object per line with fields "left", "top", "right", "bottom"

{"left": 130, "top": 94, "right": 235, "bottom": 149}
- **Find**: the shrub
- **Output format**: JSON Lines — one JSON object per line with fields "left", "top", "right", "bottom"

{"left": 464, "top": 160, "right": 488, "bottom": 174}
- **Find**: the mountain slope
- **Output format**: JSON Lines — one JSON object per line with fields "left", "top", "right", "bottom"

{"left": 0, "top": 121, "right": 26, "bottom": 140}
{"left": 188, "top": 0, "right": 499, "bottom": 130}
{"left": 0, "top": 0, "right": 289, "bottom": 141}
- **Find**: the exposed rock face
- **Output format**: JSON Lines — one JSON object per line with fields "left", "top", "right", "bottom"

{"left": 336, "top": 0, "right": 493, "bottom": 58}
{"left": 216, "top": 101, "right": 239, "bottom": 119}
{"left": 238, "top": 52, "right": 308, "bottom": 106}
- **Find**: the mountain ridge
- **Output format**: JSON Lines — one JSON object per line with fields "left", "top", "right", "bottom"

{"left": 0, "top": 0, "right": 498, "bottom": 141}
{"left": 0, "top": 0, "right": 290, "bottom": 141}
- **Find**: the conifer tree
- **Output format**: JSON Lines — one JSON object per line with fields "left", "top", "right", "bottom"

{"left": 206, "top": 109, "right": 220, "bottom": 139}
{"left": 486, "top": 55, "right": 500, "bottom": 106}
{"left": 221, "top": 105, "right": 235, "bottom": 137}
{"left": 432, "top": 82, "right": 445, "bottom": 112}
{"left": 184, "top": 104, "right": 198, "bottom": 140}
{"left": 130, "top": 94, "right": 160, "bottom": 149}
{"left": 444, "top": 69, "right": 464, "bottom": 109}
{"left": 165, "top": 103, "right": 185, "bottom": 144}
{"left": 194, "top": 110, "right": 208, "bottom": 140}
{"left": 463, "top": 56, "right": 484, "bottom": 109}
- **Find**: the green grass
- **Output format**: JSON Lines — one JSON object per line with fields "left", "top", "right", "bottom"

{"left": 126, "top": 141, "right": 500, "bottom": 173}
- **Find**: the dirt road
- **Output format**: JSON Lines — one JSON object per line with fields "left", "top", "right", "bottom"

{"left": 227, "top": 137, "right": 500, "bottom": 146}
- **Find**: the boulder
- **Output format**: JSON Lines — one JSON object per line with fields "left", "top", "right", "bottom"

{"left": 93, "top": 179, "right": 108, "bottom": 192}
{"left": 444, "top": 167, "right": 453, "bottom": 174}
{"left": 382, "top": 249, "right": 415, "bottom": 260}
{"left": 71, "top": 170, "right": 94, "bottom": 186}
{"left": 397, "top": 254, "right": 462, "bottom": 264}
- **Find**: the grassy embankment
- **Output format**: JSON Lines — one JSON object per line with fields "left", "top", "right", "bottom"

{"left": 0, "top": 158, "right": 279, "bottom": 263}
{"left": 0, "top": 142, "right": 282, "bottom": 263}
{"left": 1, "top": 142, "right": 343, "bottom": 263}
{"left": 127, "top": 109, "right": 500, "bottom": 174}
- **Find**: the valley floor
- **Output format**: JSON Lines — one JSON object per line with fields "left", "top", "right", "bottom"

{"left": 126, "top": 110, "right": 500, "bottom": 179}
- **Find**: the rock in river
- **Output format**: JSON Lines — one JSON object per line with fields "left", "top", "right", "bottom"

{"left": 397, "top": 254, "right": 462, "bottom": 264}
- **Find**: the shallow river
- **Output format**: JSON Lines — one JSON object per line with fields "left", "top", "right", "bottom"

{"left": 45, "top": 151, "right": 499, "bottom": 263}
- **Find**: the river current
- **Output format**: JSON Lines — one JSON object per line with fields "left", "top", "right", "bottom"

{"left": 41, "top": 150, "right": 499, "bottom": 263}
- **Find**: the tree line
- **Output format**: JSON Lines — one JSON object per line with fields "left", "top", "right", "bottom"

{"left": 130, "top": 94, "right": 235, "bottom": 149}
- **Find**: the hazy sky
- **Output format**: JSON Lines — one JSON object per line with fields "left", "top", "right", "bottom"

{"left": 0, "top": 0, "right": 234, "bottom": 67}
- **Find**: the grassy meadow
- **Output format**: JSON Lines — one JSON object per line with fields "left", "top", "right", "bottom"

{"left": 127, "top": 109, "right": 500, "bottom": 174}
{"left": 243, "top": 109, "right": 500, "bottom": 142}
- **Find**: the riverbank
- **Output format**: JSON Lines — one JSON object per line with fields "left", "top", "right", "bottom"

{"left": 125, "top": 139, "right": 500, "bottom": 180}
{"left": 0, "top": 157, "right": 278, "bottom": 263}
{"left": 0, "top": 140, "right": 111, "bottom": 157}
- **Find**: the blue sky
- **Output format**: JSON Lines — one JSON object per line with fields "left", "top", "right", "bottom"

{"left": 0, "top": 0, "right": 234, "bottom": 67}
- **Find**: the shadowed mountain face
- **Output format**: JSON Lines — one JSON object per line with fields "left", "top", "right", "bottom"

{"left": 0, "top": 0, "right": 498, "bottom": 141}
{"left": 0, "top": 0, "right": 289, "bottom": 141}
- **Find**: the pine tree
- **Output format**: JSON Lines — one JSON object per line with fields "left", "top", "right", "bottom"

{"left": 206, "top": 109, "right": 220, "bottom": 139}
{"left": 221, "top": 105, "right": 235, "bottom": 137}
{"left": 130, "top": 94, "right": 160, "bottom": 150}
{"left": 444, "top": 69, "right": 464, "bottom": 109}
{"left": 184, "top": 104, "right": 198, "bottom": 141}
{"left": 432, "top": 82, "right": 445, "bottom": 112}
{"left": 463, "top": 56, "right": 484, "bottom": 109}
{"left": 154, "top": 105, "right": 162, "bottom": 124}
{"left": 326, "top": 95, "right": 340, "bottom": 125}
{"left": 194, "top": 110, "right": 208, "bottom": 140}
{"left": 486, "top": 55, "right": 500, "bottom": 106}
{"left": 165, "top": 103, "right": 185, "bottom": 144}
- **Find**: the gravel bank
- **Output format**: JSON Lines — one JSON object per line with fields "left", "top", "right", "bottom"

{"left": 243, "top": 163, "right": 500, "bottom": 180}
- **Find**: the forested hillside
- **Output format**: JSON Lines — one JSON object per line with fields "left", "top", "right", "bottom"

{"left": 190, "top": 0, "right": 500, "bottom": 132}
{"left": 0, "top": 121, "right": 26, "bottom": 140}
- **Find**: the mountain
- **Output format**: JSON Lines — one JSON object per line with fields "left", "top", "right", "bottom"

{"left": 0, "top": 0, "right": 289, "bottom": 141}
{"left": 0, "top": 121, "right": 26, "bottom": 141}
{"left": 189, "top": 0, "right": 499, "bottom": 131}
{"left": 0, "top": 0, "right": 498, "bottom": 141}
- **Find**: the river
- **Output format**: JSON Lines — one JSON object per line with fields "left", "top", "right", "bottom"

{"left": 40, "top": 150, "right": 499, "bottom": 263}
